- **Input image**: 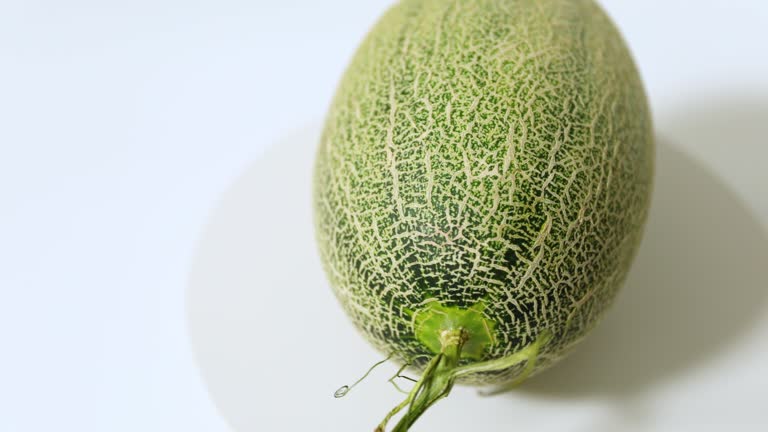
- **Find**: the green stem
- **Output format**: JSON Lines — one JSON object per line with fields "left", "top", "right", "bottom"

{"left": 453, "top": 329, "right": 552, "bottom": 379}
{"left": 377, "top": 329, "right": 467, "bottom": 432}
{"left": 375, "top": 329, "right": 552, "bottom": 432}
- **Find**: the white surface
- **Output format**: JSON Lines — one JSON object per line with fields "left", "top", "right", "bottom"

{"left": 1, "top": 1, "right": 767, "bottom": 431}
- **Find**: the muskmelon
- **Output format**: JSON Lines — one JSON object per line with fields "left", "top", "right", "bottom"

{"left": 313, "top": 0, "right": 653, "bottom": 430}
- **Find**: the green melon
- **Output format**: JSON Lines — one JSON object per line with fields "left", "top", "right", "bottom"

{"left": 313, "top": 0, "right": 653, "bottom": 430}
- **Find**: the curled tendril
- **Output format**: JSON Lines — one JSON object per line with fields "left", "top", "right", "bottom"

{"left": 333, "top": 353, "right": 394, "bottom": 398}
{"left": 333, "top": 385, "right": 350, "bottom": 398}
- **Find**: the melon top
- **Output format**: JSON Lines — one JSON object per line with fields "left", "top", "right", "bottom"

{"left": 313, "top": 0, "right": 653, "bottom": 386}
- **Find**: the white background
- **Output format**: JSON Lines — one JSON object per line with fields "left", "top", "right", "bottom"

{"left": 2, "top": 1, "right": 768, "bottom": 431}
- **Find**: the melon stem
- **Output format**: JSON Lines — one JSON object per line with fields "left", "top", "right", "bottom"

{"left": 376, "top": 328, "right": 467, "bottom": 432}
{"left": 375, "top": 329, "right": 553, "bottom": 432}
